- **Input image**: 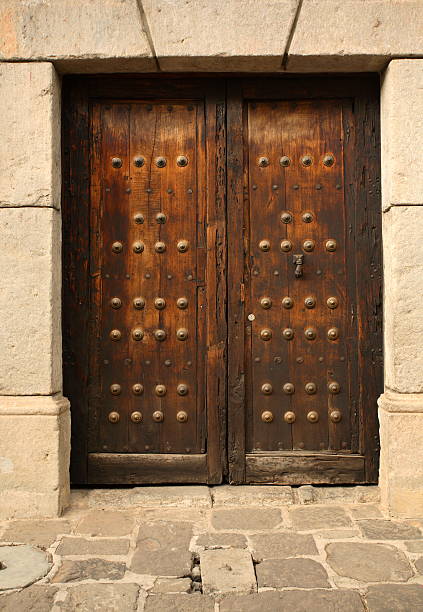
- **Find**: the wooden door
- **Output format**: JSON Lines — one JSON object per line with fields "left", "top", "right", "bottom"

{"left": 228, "top": 77, "right": 382, "bottom": 484}
{"left": 63, "top": 78, "right": 226, "bottom": 484}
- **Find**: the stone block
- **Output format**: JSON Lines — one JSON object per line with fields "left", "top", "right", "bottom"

{"left": 0, "top": 207, "right": 62, "bottom": 395}
{"left": 358, "top": 519, "right": 422, "bottom": 540}
{"left": 383, "top": 207, "right": 423, "bottom": 392}
{"left": 0, "top": 396, "right": 70, "bottom": 519}
{"left": 288, "top": 506, "right": 352, "bottom": 530}
{"left": 0, "top": 585, "right": 58, "bottom": 612}
{"left": 249, "top": 532, "right": 317, "bottom": 561}
{"left": 378, "top": 398, "right": 423, "bottom": 518}
{"left": 0, "top": 1, "right": 154, "bottom": 72}
{"left": 145, "top": 594, "right": 214, "bottom": 611}
{"left": 0, "top": 544, "right": 51, "bottom": 589}
{"left": 195, "top": 533, "right": 247, "bottom": 550}
{"left": 52, "top": 558, "right": 126, "bottom": 583}
{"left": 2, "top": 519, "right": 71, "bottom": 549}
{"left": 211, "top": 485, "right": 293, "bottom": 507}
{"left": 0, "top": 63, "right": 60, "bottom": 209}
{"left": 365, "top": 584, "right": 423, "bottom": 611}
{"left": 288, "top": 2, "right": 423, "bottom": 72}
{"left": 220, "top": 590, "right": 364, "bottom": 612}
{"left": 211, "top": 508, "right": 282, "bottom": 531}
{"left": 143, "top": 0, "right": 298, "bottom": 71}
{"left": 56, "top": 537, "right": 130, "bottom": 556}
{"left": 151, "top": 578, "right": 192, "bottom": 593}
{"left": 256, "top": 558, "right": 330, "bottom": 589}
{"left": 75, "top": 510, "right": 135, "bottom": 537}
{"left": 405, "top": 541, "right": 423, "bottom": 553}
{"left": 200, "top": 548, "right": 256, "bottom": 596}
{"left": 381, "top": 60, "right": 423, "bottom": 209}
{"left": 58, "top": 584, "right": 140, "bottom": 612}
{"left": 132, "top": 485, "right": 212, "bottom": 508}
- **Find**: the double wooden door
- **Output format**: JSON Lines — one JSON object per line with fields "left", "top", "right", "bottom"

{"left": 63, "top": 76, "right": 382, "bottom": 485}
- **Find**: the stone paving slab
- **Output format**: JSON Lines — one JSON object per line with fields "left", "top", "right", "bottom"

{"left": 0, "top": 585, "right": 58, "bottom": 612}
{"left": 364, "top": 584, "right": 423, "bottom": 611}
{"left": 1, "top": 520, "right": 71, "bottom": 549}
{"left": 256, "top": 557, "right": 330, "bottom": 588}
{"left": 0, "top": 545, "right": 51, "bottom": 590}
{"left": 55, "top": 536, "right": 130, "bottom": 556}
{"left": 86, "top": 486, "right": 212, "bottom": 509}
{"left": 151, "top": 577, "right": 192, "bottom": 593}
{"left": 51, "top": 558, "right": 126, "bottom": 583}
{"left": 357, "top": 518, "right": 422, "bottom": 540}
{"left": 75, "top": 510, "right": 135, "bottom": 537}
{"left": 211, "top": 485, "right": 293, "bottom": 507}
{"left": 220, "top": 589, "right": 365, "bottom": 611}
{"left": 349, "top": 504, "right": 383, "bottom": 519}
{"left": 211, "top": 507, "right": 282, "bottom": 531}
{"left": 144, "top": 593, "right": 215, "bottom": 611}
{"left": 289, "top": 506, "right": 352, "bottom": 530}
{"left": 195, "top": 532, "right": 247, "bottom": 550}
{"left": 405, "top": 540, "right": 423, "bottom": 552}
{"left": 57, "top": 583, "right": 140, "bottom": 611}
{"left": 249, "top": 531, "right": 317, "bottom": 560}
{"left": 415, "top": 557, "right": 423, "bottom": 573}
{"left": 200, "top": 548, "right": 256, "bottom": 596}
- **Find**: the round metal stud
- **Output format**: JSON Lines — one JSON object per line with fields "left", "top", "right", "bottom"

{"left": 261, "top": 411, "right": 274, "bottom": 423}
{"left": 282, "top": 328, "right": 294, "bottom": 340}
{"left": 284, "top": 411, "right": 296, "bottom": 424}
{"left": 330, "top": 410, "right": 342, "bottom": 423}
{"left": 110, "top": 297, "right": 122, "bottom": 309}
{"left": 283, "top": 382, "right": 295, "bottom": 395}
{"left": 247, "top": 313, "right": 255, "bottom": 321}
{"left": 133, "top": 297, "right": 145, "bottom": 310}
{"left": 302, "top": 212, "right": 313, "bottom": 223}
{"left": 258, "top": 156, "right": 269, "bottom": 167}
{"left": 326, "top": 239, "right": 337, "bottom": 252}
{"left": 305, "top": 327, "right": 317, "bottom": 340}
{"left": 152, "top": 410, "right": 164, "bottom": 422}
{"left": 177, "top": 155, "right": 188, "bottom": 167}
{"left": 155, "top": 157, "right": 167, "bottom": 168}
{"left": 176, "top": 411, "right": 188, "bottom": 423}
{"left": 177, "top": 297, "right": 188, "bottom": 310}
{"left": 282, "top": 296, "right": 294, "bottom": 309}
{"left": 134, "top": 213, "right": 144, "bottom": 224}
{"left": 110, "top": 383, "right": 121, "bottom": 395}
{"left": 327, "top": 327, "right": 339, "bottom": 341}
{"left": 304, "top": 296, "right": 316, "bottom": 309}
{"left": 176, "top": 328, "right": 188, "bottom": 341}
{"left": 261, "top": 383, "right": 273, "bottom": 395}
{"left": 133, "top": 241, "right": 144, "bottom": 253}
{"left": 280, "top": 240, "right": 293, "bottom": 252}
{"left": 260, "top": 297, "right": 272, "bottom": 309}
{"left": 108, "top": 411, "right": 120, "bottom": 423}
{"left": 154, "top": 297, "right": 166, "bottom": 310}
{"left": 155, "top": 241, "right": 166, "bottom": 253}
{"left": 112, "top": 241, "right": 123, "bottom": 254}
{"left": 307, "top": 410, "right": 319, "bottom": 423}
{"left": 177, "top": 240, "right": 189, "bottom": 253}
{"left": 305, "top": 382, "right": 317, "bottom": 395}
{"left": 328, "top": 381, "right": 340, "bottom": 394}
{"left": 156, "top": 212, "right": 167, "bottom": 224}
{"left": 327, "top": 296, "right": 339, "bottom": 309}
{"left": 281, "top": 212, "right": 293, "bottom": 224}
{"left": 110, "top": 329, "right": 121, "bottom": 341}
{"left": 132, "top": 328, "right": 144, "bottom": 341}
{"left": 154, "top": 329, "right": 167, "bottom": 341}
{"left": 301, "top": 155, "right": 313, "bottom": 167}
{"left": 323, "top": 154, "right": 334, "bottom": 167}
{"left": 280, "top": 156, "right": 291, "bottom": 167}
{"left": 155, "top": 384, "right": 167, "bottom": 397}
{"left": 111, "top": 157, "right": 122, "bottom": 168}
{"left": 303, "top": 239, "right": 315, "bottom": 252}
{"left": 131, "top": 411, "right": 143, "bottom": 423}
{"left": 177, "top": 384, "right": 188, "bottom": 396}
{"left": 134, "top": 156, "right": 145, "bottom": 167}
{"left": 260, "top": 328, "right": 272, "bottom": 341}
{"left": 132, "top": 383, "right": 144, "bottom": 395}
{"left": 258, "top": 240, "right": 270, "bottom": 252}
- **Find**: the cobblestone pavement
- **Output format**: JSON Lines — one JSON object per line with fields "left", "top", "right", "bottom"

{"left": 1, "top": 485, "right": 423, "bottom": 611}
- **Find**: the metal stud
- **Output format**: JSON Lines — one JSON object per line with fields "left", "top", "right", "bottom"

{"left": 305, "top": 382, "right": 317, "bottom": 394}
{"left": 323, "top": 154, "right": 334, "bottom": 167}
{"left": 112, "top": 241, "right": 123, "bottom": 254}
{"left": 282, "top": 328, "right": 294, "bottom": 340}
{"left": 155, "top": 157, "right": 167, "bottom": 168}
{"left": 261, "top": 383, "right": 273, "bottom": 395}
{"left": 258, "top": 156, "right": 269, "bottom": 167}
{"left": 110, "top": 297, "right": 122, "bottom": 309}
{"left": 302, "top": 212, "right": 313, "bottom": 223}
{"left": 176, "top": 328, "right": 188, "bottom": 341}
{"left": 155, "top": 241, "right": 166, "bottom": 253}
{"left": 281, "top": 212, "right": 293, "bottom": 224}
{"left": 259, "top": 240, "right": 270, "bottom": 252}
{"left": 152, "top": 410, "right": 164, "bottom": 422}
{"left": 133, "top": 241, "right": 144, "bottom": 253}
{"left": 155, "top": 384, "right": 167, "bottom": 397}
{"left": 327, "top": 327, "right": 339, "bottom": 340}
{"left": 110, "top": 329, "right": 121, "bottom": 341}
{"left": 177, "top": 297, "right": 188, "bottom": 309}
{"left": 330, "top": 410, "right": 342, "bottom": 423}
{"left": 110, "top": 383, "right": 121, "bottom": 395}
{"left": 134, "top": 213, "right": 144, "bottom": 224}
{"left": 134, "top": 156, "right": 145, "bottom": 167}
{"left": 152, "top": 297, "right": 165, "bottom": 311}
{"left": 282, "top": 296, "right": 294, "bottom": 309}
{"left": 156, "top": 212, "right": 166, "bottom": 224}
{"left": 280, "top": 240, "right": 293, "bottom": 252}
{"left": 303, "top": 239, "right": 315, "bottom": 252}
{"left": 176, "top": 411, "right": 188, "bottom": 423}
{"left": 280, "top": 156, "right": 291, "bottom": 167}
{"left": 177, "top": 155, "right": 188, "bottom": 167}
{"left": 301, "top": 155, "right": 313, "bottom": 167}
{"left": 111, "top": 157, "right": 122, "bottom": 168}
{"left": 326, "top": 239, "right": 337, "bottom": 252}
{"left": 177, "top": 240, "right": 189, "bottom": 253}
{"left": 328, "top": 381, "right": 340, "bottom": 394}
{"left": 108, "top": 411, "right": 120, "bottom": 423}
{"left": 307, "top": 410, "right": 319, "bottom": 423}
{"left": 133, "top": 297, "right": 145, "bottom": 310}
{"left": 284, "top": 411, "right": 296, "bottom": 424}
{"left": 260, "top": 328, "right": 272, "bottom": 341}
{"left": 132, "top": 328, "right": 144, "bottom": 341}
{"left": 327, "top": 296, "right": 339, "bottom": 309}
{"left": 177, "top": 383, "right": 188, "bottom": 396}
{"left": 304, "top": 296, "right": 316, "bottom": 309}
{"left": 154, "top": 329, "right": 167, "bottom": 341}
{"left": 283, "top": 382, "right": 295, "bottom": 395}
{"left": 132, "top": 383, "right": 144, "bottom": 395}
{"left": 131, "top": 411, "right": 143, "bottom": 423}
{"left": 305, "top": 327, "right": 317, "bottom": 340}
{"left": 260, "top": 297, "right": 272, "bottom": 309}
{"left": 261, "top": 410, "right": 274, "bottom": 423}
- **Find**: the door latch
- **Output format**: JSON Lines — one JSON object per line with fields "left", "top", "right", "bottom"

{"left": 293, "top": 254, "right": 304, "bottom": 278}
